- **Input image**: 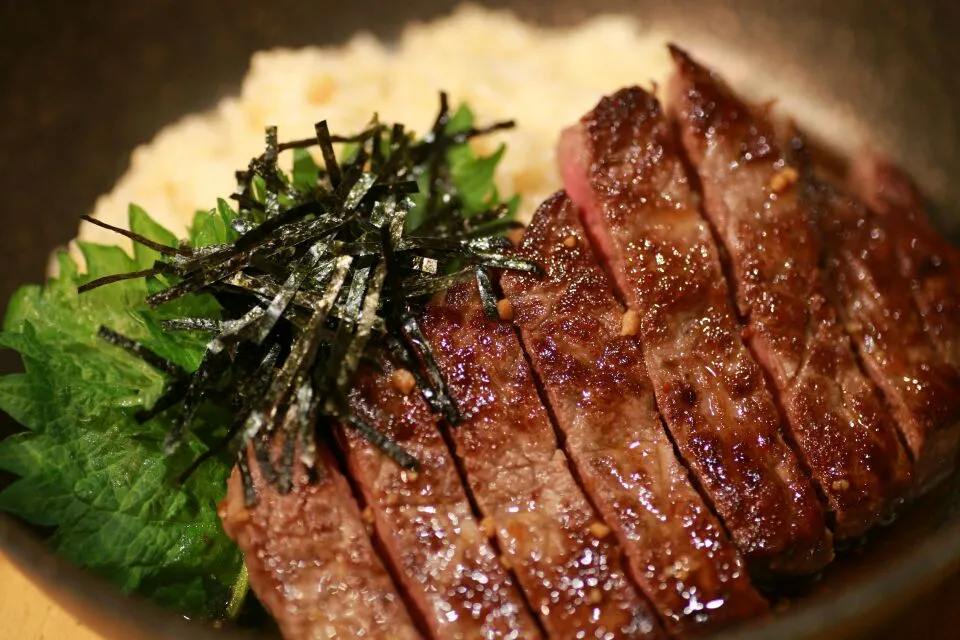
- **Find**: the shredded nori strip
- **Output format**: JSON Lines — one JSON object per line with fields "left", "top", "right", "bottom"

{"left": 162, "top": 318, "right": 224, "bottom": 333}
{"left": 97, "top": 326, "right": 189, "bottom": 380}
{"left": 236, "top": 448, "right": 257, "bottom": 506}
{"left": 475, "top": 267, "right": 500, "bottom": 320}
{"left": 399, "top": 314, "right": 460, "bottom": 424}
{"left": 176, "top": 343, "right": 282, "bottom": 485}
{"left": 79, "top": 268, "right": 168, "bottom": 294}
{"left": 346, "top": 415, "right": 419, "bottom": 470}
{"left": 79, "top": 215, "right": 187, "bottom": 256}
{"left": 80, "top": 94, "right": 540, "bottom": 506}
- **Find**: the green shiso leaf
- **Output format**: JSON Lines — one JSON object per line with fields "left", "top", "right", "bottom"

{"left": 129, "top": 204, "right": 179, "bottom": 270}
{"left": 0, "top": 96, "right": 531, "bottom": 625}
{"left": 407, "top": 103, "right": 516, "bottom": 231}
{"left": 292, "top": 148, "right": 322, "bottom": 192}
{"left": 190, "top": 199, "right": 242, "bottom": 248}
{"left": 452, "top": 142, "right": 508, "bottom": 217}
{"left": 0, "top": 211, "right": 244, "bottom": 620}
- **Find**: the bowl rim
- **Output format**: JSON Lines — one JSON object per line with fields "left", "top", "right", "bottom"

{"left": 4, "top": 484, "right": 960, "bottom": 639}
{"left": 0, "top": 514, "right": 264, "bottom": 640}
{"left": 723, "top": 507, "right": 960, "bottom": 639}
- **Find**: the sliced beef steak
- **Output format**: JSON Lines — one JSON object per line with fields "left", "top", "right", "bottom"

{"left": 666, "top": 48, "right": 912, "bottom": 538}
{"left": 219, "top": 444, "right": 420, "bottom": 640}
{"left": 500, "top": 191, "right": 768, "bottom": 635}
{"left": 337, "top": 361, "right": 542, "bottom": 639}
{"left": 420, "top": 283, "right": 664, "bottom": 639}
{"left": 812, "top": 182, "right": 960, "bottom": 491}
{"left": 850, "top": 155, "right": 960, "bottom": 372}
{"left": 559, "top": 86, "right": 833, "bottom": 578}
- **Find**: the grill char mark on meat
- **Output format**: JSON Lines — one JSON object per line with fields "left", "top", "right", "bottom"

{"left": 811, "top": 181, "right": 960, "bottom": 491}
{"left": 219, "top": 444, "right": 421, "bottom": 640}
{"left": 666, "top": 48, "right": 913, "bottom": 538}
{"left": 500, "top": 191, "right": 768, "bottom": 635}
{"left": 420, "top": 283, "right": 664, "bottom": 639}
{"left": 336, "top": 361, "right": 542, "bottom": 639}
{"left": 558, "top": 86, "right": 833, "bottom": 578}
{"left": 849, "top": 155, "right": 960, "bottom": 372}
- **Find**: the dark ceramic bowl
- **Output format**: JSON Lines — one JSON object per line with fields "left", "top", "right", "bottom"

{"left": 2, "top": 1, "right": 959, "bottom": 638}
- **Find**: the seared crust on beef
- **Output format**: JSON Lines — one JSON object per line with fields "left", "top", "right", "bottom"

{"left": 850, "top": 155, "right": 960, "bottom": 373}
{"left": 667, "top": 47, "right": 912, "bottom": 537}
{"left": 338, "top": 362, "right": 542, "bottom": 639}
{"left": 812, "top": 182, "right": 960, "bottom": 491}
{"left": 421, "top": 283, "right": 664, "bottom": 639}
{"left": 501, "top": 191, "right": 768, "bottom": 635}
{"left": 220, "top": 445, "right": 421, "bottom": 640}
{"left": 559, "top": 86, "right": 833, "bottom": 577}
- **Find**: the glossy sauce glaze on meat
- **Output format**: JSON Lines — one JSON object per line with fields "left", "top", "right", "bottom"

{"left": 218, "top": 46, "right": 960, "bottom": 640}
{"left": 849, "top": 155, "right": 960, "bottom": 372}
{"left": 667, "top": 48, "right": 912, "bottom": 537}
{"left": 337, "top": 362, "right": 541, "bottom": 639}
{"left": 420, "top": 283, "right": 664, "bottom": 639}
{"left": 558, "top": 86, "right": 833, "bottom": 578}
{"left": 811, "top": 181, "right": 960, "bottom": 491}
{"left": 219, "top": 443, "right": 420, "bottom": 640}
{"left": 500, "top": 192, "right": 768, "bottom": 635}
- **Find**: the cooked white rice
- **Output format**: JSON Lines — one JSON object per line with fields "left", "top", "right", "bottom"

{"left": 79, "top": 5, "right": 674, "bottom": 247}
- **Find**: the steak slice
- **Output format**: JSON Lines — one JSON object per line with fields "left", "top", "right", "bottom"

{"left": 812, "top": 181, "right": 960, "bottom": 491}
{"left": 559, "top": 86, "right": 833, "bottom": 578}
{"left": 500, "top": 191, "right": 768, "bottom": 635}
{"left": 420, "top": 283, "right": 664, "bottom": 639}
{"left": 666, "top": 47, "right": 912, "bottom": 538}
{"left": 219, "top": 444, "right": 421, "bottom": 640}
{"left": 849, "top": 155, "right": 960, "bottom": 371}
{"left": 336, "top": 360, "right": 542, "bottom": 639}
